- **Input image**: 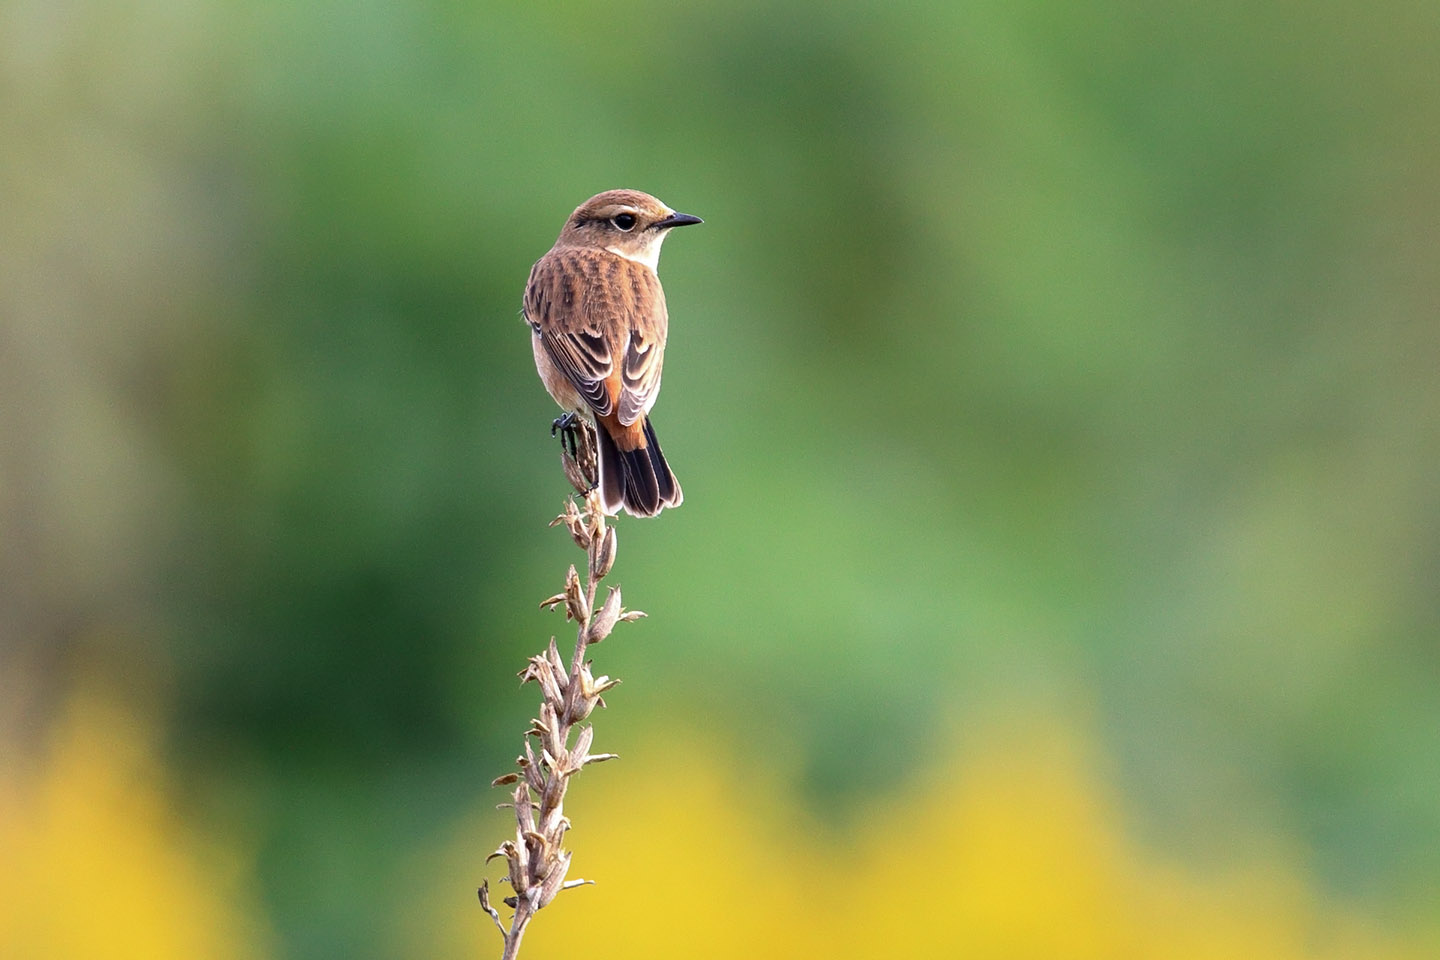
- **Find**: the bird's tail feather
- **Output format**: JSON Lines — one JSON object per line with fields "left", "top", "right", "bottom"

{"left": 596, "top": 418, "right": 682, "bottom": 518}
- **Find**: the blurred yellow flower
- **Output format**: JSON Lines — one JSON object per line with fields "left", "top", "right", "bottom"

{"left": 432, "top": 718, "right": 1433, "bottom": 960}
{"left": 4, "top": 695, "right": 1432, "bottom": 960}
{"left": 0, "top": 690, "right": 268, "bottom": 960}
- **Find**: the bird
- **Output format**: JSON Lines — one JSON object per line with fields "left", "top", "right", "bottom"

{"left": 524, "top": 189, "right": 702, "bottom": 517}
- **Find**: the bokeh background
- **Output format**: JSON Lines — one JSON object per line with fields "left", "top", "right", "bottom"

{"left": 3, "top": 1, "right": 1439, "bottom": 957}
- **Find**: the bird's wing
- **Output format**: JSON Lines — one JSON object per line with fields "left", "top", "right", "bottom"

{"left": 527, "top": 250, "right": 668, "bottom": 425}
{"left": 617, "top": 326, "right": 664, "bottom": 426}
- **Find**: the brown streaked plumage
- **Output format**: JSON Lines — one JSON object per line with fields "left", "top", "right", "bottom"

{"left": 524, "top": 189, "right": 702, "bottom": 517}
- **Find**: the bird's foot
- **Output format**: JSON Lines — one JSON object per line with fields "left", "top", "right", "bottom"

{"left": 551, "top": 412, "right": 582, "bottom": 460}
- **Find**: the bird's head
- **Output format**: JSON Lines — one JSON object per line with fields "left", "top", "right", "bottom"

{"left": 556, "top": 189, "right": 702, "bottom": 271}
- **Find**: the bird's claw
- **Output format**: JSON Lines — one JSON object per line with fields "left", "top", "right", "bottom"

{"left": 552, "top": 413, "right": 582, "bottom": 460}
{"left": 550, "top": 412, "right": 578, "bottom": 437}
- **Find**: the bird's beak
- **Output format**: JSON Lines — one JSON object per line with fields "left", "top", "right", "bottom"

{"left": 653, "top": 212, "right": 703, "bottom": 229}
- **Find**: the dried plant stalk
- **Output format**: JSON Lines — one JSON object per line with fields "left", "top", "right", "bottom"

{"left": 480, "top": 420, "right": 643, "bottom": 960}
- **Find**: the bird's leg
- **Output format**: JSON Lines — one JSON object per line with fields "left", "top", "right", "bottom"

{"left": 551, "top": 412, "right": 581, "bottom": 460}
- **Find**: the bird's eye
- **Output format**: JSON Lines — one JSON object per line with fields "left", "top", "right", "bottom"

{"left": 612, "top": 213, "right": 637, "bottom": 231}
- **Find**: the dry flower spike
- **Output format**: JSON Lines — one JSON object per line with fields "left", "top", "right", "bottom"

{"left": 482, "top": 421, "right": 643, "bottom": 960}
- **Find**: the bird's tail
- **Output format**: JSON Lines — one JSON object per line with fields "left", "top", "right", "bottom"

{"left": 596, "top": 417, "right": 683, "bottom": 518}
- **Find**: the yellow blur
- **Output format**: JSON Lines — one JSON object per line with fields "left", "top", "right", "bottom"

{"left": 436, "top": 724, "right": 1431, "bottom": 960}
{"left": 0, "top": 693, "right": 268, "bottom": 960}
{"left": 4, "top": 692, "right": 1432, "bottom": 959}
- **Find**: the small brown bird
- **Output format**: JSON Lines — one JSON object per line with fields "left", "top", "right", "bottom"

{"left": 524, "top": 189, "right": 702, "bottom": 517}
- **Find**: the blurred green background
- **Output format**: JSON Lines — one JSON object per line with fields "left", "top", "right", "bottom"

{"left": 3, "top": 0, "right": 1439, "bottom": 957}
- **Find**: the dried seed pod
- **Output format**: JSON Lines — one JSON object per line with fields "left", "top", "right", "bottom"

{"left": 550, "top": 499, "right": 590, "bottom": 549}
{"left": 563, "top": 564, "right": 588, "bottom": 622}
{"left": 536, "top": 850, "right": 573, "bottom": 909}
{"left": 522, "top": 743, "right": 545, "bottom": 792}
{"left": 577, "top": 665, "right": 620, "bottom": 700}
{"left": 571, "top": 420, "right": 599, "bottom": 489}
{"left": 571, "top": 725, "right": 595, "bottom": 771}
{"left": 490, "top": 839, "right": 527, "bottom": 895}
{"left": 569, "top": 697, "right": 597, "bottom": 724}
{"left": 546, "top": 637, "right": 567, "bottom": 681}
{"left": 513, "top": 783, "right": 535, "bottom": 833}
{"left": 589, "top": 524, "right": 617, "bottom": 581}
{"left": 524, "top": 763, "right": 545, "bottom": 793}
{"left": 542, "top": 812, "right": 571, "bottom": 846}
{"left": 561, "top": 447, "right": 592, "bottom": 497}
{"left": 523, "top": 828, "right": 549, "bottom": 866}
{"left": 587, "top": 587, "right": 623, "bottom": 644}
{"left": 524, "top": 654, "right": 563, "bottom": 703}
{"left": 537, "top": 703, "right": 564, "bottom": 759}
{"left": 583, "top": 488, "right": 605, "bottom": 525}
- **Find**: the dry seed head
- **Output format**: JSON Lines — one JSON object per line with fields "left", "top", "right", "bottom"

{"left": 561, "top": 448, "right": 592, "bottom": 497}
{"left": 485, "top": 460, "right": 637, "bottom": 952}
{"left": 537, "top": 702, "right": 564, "bottom": 756}
{"left": 494, "top": 839, "right": 527, "bottom": 893}
{"left": 587, "top": 587, "right": 623, "bottom": 644}
{"left": 523, "top": 829, "right": 549, "bottom": 864}
{"left": 583, "top": 488, "right": 605, "bottom": 524}
{"left": 588, "top": 505, "right": 606, "bottom": 545}
{"left": 571, "top": 724, "right": 595, "bottom": 763}
{"left": 527, "top": 705, "right": 552, "bottom": 736}
{"left": 525, "top": 762, "right": 545, "bottom": 793}
{"left": 551, "top": 500, "right": 590, "bottom": 549}
{"left": 513, "top": 783, "right": 535, "bottom": 831}
{"left": 540, "top": 801, "right": 570, "bottom": 836}
{"left": 540, "top": 773, "right": 565, "bottom": 817}
{"left": 538, "top": 665, "right": 564, "bottom": 703}
{"left": 589, "top": 525, "right": 617, "bottom": 581}
{"left": 546, "top": 637, "right": 567, "bottom": 680}
{"left": 568, "top": 695, "right": 597, "bottom": 724}
{"left": 537, "top": 850, "right": 573, "bottom": 909}
{"left": 563, "top": 565, "right": 588, "bottom": 622}
{"left": 577, "top": 664, "right": 620, "bottom": 700}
